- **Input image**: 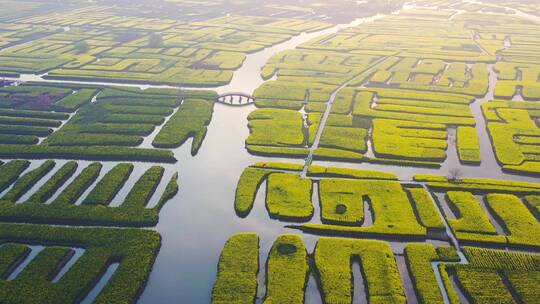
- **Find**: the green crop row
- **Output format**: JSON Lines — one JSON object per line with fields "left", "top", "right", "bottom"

{"left": 0, "top": 125, "right": 52, "bottom": 137}
{"left": 0, "top": 223, "right": 160, "bottom": 303}
{"left": 51, "top": 163, "right": 102, "bottom": 206}
{"left": 0, "top": 162, "right": 177, "bottom": 227}
{"left": 77, "top": 123, "right": 155, "bottom": 136}
{"left": 407, "top": 187, "right": 445, "bottom": 230}
{"left": 27, "top": 161, "right": 78, "bottom": 204}
{"left": 83, "top": 163, "right": 134, "bottom": 206}
{"left": 456, "top": 126, "right": 481, "bottom": 165}
{"left": 372, "top": 119, "right": 448, "bottom": 162}
{"left": 1, "top": 160, "right": 55, "bottom": 202}
{"left": 418, "top": 175, "right": 540, "bottom": 194}
{"left": 54, "top": 89, "right": 99, "bottom": 112}
{"left": 234, "top": 167, "right": 271, "bottom": 217}
{"left": 0, "top": 243, "right": 30, "bottom": 277}
{"left": 0, "top": 109, "right": 69, "bottom": 120}
{"left": 446, "top": 247, "right": 540, "bottom": 304}
{"left": 0, "top": 144, "right": 176, "bottom": 163}
{"left": 486, "top": 194, "right": 540, "bottom": 248}
{"left": 404, "top": 244, "right": 444, "bottom": 304}
{"left": 0, "top": 116, "right": 62, "bottom": 128}
{"left": 122, "top": 166, "right": 164, "bottom": 208}
{"left": 0, "top": 134, "right": 38, "bottom": 145}
{"left": 445, "top": 191, "right": 499, "bottom": 234}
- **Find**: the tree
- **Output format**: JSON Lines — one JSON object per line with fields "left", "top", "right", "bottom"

{"left": 447, "top": 168, "right": 463, "bottom": 182}
{"left": 148, "top": 33, "right": 163, "bottom": 48}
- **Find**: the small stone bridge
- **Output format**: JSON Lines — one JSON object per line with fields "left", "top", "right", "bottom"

{"left": 215, "top": 92, "right": 255, "bottom": 106}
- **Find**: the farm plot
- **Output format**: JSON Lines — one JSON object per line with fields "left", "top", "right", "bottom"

{"left": 234, "top": 162, "right": 452, "bottom": 239}
{"left": 0, "top": 22, "right": 56, "bottom": 53}
{"left": 248, "top": 11, "right": 496, "bottom": 166}
{"left": 0, "top": 83, "right": 95, "bottom": 145}
{"left": 482, "top": 100, "right": 540, "bottom": 175}
{"left": 213, "top": 233, "right": 540, "bottom": 304}
{"left": 0, "top": 83, "right": 216, "bottom": 162}
{"left": 443, "top": 247, "right": 540, "bottom": 304}
{"left": 0, "top": 223, "right": 160, "bottom": 304}
{"left": 460, "top": 12, "right": 540, "bottom": 100}
{"left": 211, "top": 234, "right": 407, "bottom": 304}
{"left": 0, "top": 160, "right": 178, "bottom": 227}
{"left": 418, "top": 174, "right": 540, "bottom": 249}
{"left": 0, "top": 5, "right": 331, "bottom": 86}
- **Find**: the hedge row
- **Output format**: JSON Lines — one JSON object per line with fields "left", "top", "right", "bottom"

{"left": 0, "top": 163, "right": 178, "bottom": 227}
{"left": 0, "top": 223, "right": 161, "bottom": 303}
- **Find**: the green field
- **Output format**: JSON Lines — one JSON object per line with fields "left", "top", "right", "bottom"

{"left": 1, "top": 0, "right": 540, "bottom": 303}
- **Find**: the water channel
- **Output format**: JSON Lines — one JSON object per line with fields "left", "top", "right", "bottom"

{"left": 1, "top": 4, "right": 539, "bottom": 303}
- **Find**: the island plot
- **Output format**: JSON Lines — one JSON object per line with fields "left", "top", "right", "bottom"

{"left": 213, "top": 162, "right": 540, "bottom": 303}
{"left": 0, "top": 0, "right": 539, "bottom": 303}
{"left": 214, "top": 4, "right": 540, "bottom": 304}
{"left": 246, "top": 6, "right": 540, "bottom": 176}
{"left": 0, "top": 0, "right": 386, "bottom": 301}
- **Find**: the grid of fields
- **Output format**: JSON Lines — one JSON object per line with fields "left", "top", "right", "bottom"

{"left": 0, "top": 0, "right": 539, "bottom": 303}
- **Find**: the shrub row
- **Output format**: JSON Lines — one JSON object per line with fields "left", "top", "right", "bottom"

{"left": 0, "top": 223, "right": 161, "bottom": 303}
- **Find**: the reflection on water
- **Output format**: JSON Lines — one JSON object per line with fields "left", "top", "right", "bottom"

{"left": 1, "top": 4, "right": 539, "bottom": 303}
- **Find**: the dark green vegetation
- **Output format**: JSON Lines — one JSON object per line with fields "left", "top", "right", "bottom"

{"left": 0, "top": 83, "right": 217, "bottom": 162}
{"left": 0, "top": 223, "right": 161, "bottom": 304}
{"left": 0, "top": 160, "right": 178, "bottom": 227}
{"left": 152, "top": 97, "right": 215, "bottom": 155}
{"left": 82, "top": 163, "right": 133, "bottom": 206}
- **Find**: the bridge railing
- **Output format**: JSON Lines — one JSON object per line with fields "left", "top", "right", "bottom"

{"left": 215, "top": 93, "right": 256, "bottom": 106}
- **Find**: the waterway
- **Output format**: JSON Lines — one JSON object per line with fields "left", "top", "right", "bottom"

{"left": 1, "top": 3, "right": 539, "bottom": 303}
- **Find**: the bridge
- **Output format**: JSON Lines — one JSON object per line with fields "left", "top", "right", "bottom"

{"left": 215, "top": 92, "right": 255, "bottom": 106}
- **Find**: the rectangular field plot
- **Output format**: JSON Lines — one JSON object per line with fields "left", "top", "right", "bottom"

{"left": 0, "top": 160, "right": 178, "bottom": 227}
{"left": 0, "top": 223, "right": 160, "bottom": 303}
{"left": 442, "top": 247, "right": 540, "bottom": 304}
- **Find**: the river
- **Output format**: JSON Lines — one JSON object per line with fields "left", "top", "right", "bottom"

{"left": 1, "top": 3, "right": 539, "bottom": 303}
